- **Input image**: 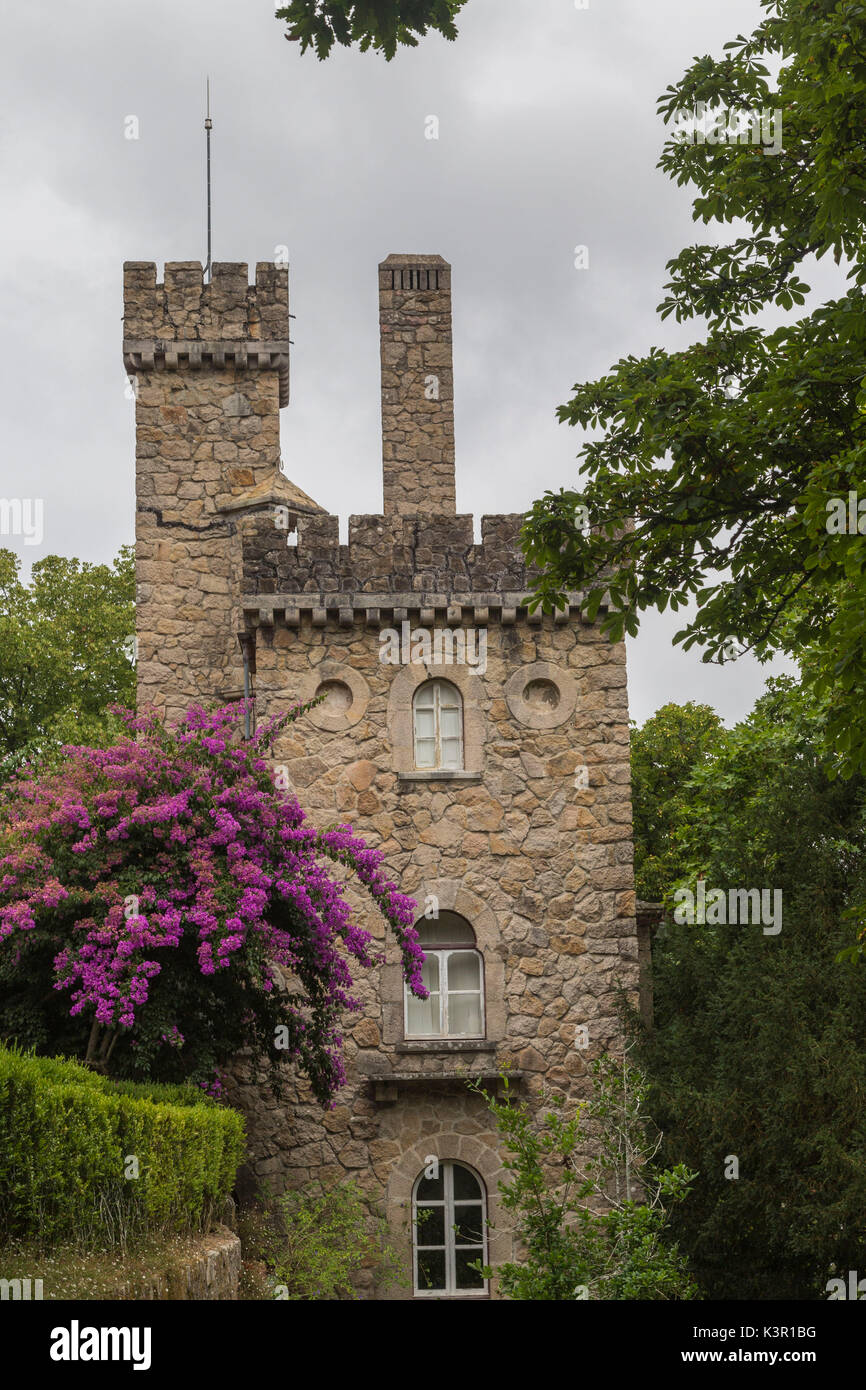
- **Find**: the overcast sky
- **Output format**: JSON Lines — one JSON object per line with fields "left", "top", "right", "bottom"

{"left": 1, "top": 0, "right": 834, "bottom": 727}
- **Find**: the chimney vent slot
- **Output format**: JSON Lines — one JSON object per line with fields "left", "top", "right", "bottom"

{"left": 391, "top": 267, "right": 439, "bottom": 291}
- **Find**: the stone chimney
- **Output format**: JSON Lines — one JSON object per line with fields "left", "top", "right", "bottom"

{"left": 378, "top": 254, "right": 456, "bottom": 517}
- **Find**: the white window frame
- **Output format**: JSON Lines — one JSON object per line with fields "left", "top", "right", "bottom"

{"left": 412, "top": 1160, "right": 489, "bottom": 1298}
{"left": 403, "top": 946, "right": 485, "bottom": 1040}
{"left": 412, "top": 679, "right": 464, "bottom": 770}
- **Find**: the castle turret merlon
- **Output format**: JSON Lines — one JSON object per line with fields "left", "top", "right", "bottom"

{"left": 241, "top": 510, "right": 542, "bottom": 598}
{"left": 379, "top": 254, "right": 456, "bottom": 519}
{"left": 123, "top": 261, "right": 290, "bottom": 407}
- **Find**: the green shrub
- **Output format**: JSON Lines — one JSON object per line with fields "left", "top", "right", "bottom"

{"left": 0, "top": 1045, "right": 245, "bottom": 1248}
{"left": 468, "top": 1059, "right": 700, "bottom": 1301}
{"left": 239, "top": 1181, "right": 403, "bottom": 1300}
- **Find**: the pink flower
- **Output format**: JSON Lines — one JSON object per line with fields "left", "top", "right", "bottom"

{"left": 0, "top": 702, "right": 422, "bottom": 1103}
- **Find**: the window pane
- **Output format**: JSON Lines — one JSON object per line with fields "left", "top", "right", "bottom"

{"left": 414, "top": 738, "right": 436, "bottom": 769}
{"left": 452, "top": 1164, "right": 482, "bottom": 1201}
{"left": 448, "top": 992, "right": 482, "bottom": 1037}
{"left": 406, "top": 955, "right": 440, "bottom": 1035}
{"left": 416, "top": 1170, "right": 444, "bottom": 1202}
{"left": 419, "top": 953, "right": 440, "bottom": 993}
{"left": 440, "top": 738, "right": 462, "bottom": 768}
{"left": 447, "top": 951, "right": 480, "bottom": 991}
{"left": 440, "top": 708, "right": 461, "bottom": 737}
{"left": 406, "top": 990, "right": 439, "bottom": 1036}
{"left": 416, "top": 913, "right": 475, "bottom": 946}
{"left": 417, "top": 1249, "right": 446, "bottom": 1291}
{"left": 415, "top": 1205, "right": 445, "bottom": 1246}
{"left": 436, "top": 682, "right": 460, "bottom": 708}
{"left": 454, "top": 1247, "right": 485, "bottom": 1290}
{"left": 453, "top": 1204, "right": 484, "bottom": 1244}
{"left": 415, "top": 708, "right": 435, "bottom": 736}
{"left": 415, "top": 685, "right": 436, "bottom": 707}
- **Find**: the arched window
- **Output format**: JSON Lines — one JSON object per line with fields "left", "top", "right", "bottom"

{"left": 413, "top": 679, "right": 463, "bottom": 770}
{"left": 413, "top": 1160, "right": 488, "bottom": 1297}
{"left": 404, "top": 912, "right": 484, "bottom": 1039}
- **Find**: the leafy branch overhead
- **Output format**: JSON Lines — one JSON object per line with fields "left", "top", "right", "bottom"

{"left": 521, "top": 0, "right": 866, "bottom": 777}
{"left": 277, "top": 0, "right": 468, "bottom": 60}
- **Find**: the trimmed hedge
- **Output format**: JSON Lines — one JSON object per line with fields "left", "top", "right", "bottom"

{"left": 0, "top": 1046, "right": 245, "bottom": 1247}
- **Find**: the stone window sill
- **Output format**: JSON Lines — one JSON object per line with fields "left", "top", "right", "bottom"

{"left": 397, "top": 770, "right": 482, "bottom": 783}
{"left": 396, "top": 1040, "right": 495, "bottom": 1054}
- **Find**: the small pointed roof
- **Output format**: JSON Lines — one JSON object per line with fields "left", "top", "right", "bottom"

{"left": 216, "top": 465, "right": 324, "bottom": 516}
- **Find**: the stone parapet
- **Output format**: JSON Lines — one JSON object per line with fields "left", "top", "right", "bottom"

{"left": 242, "top": 510, "right": 540, "bottom": 595}
{"left": 123, "top": 261, "right": 290, "bottom": 406}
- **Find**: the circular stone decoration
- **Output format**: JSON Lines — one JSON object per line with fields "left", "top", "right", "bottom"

{"left": 505, "top": 661, "right": 576, "bottom": 730}
{"left": 316, "top": 679, "right": 353, "bottom": 713}
{"left": 523, "top": 678, "right": 560, "bottom": 710}
{"left": 300, "top": 662, "right": 370, "bottom": 732}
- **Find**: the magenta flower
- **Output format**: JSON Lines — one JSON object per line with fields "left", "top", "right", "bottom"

{"left": 0, "top": 703, "right": 424, "bottom": 1102}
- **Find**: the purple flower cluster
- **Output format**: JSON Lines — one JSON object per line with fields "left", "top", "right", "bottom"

{"left": 0, "top": 704, "right": 425, "bottom": 1100}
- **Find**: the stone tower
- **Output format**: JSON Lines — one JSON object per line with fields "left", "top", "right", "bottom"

{"left": 123, "top": 260, "right": 322, "bottom": 722}
{"left": 126, "top": 254, "right": 639, "bottom": 1300}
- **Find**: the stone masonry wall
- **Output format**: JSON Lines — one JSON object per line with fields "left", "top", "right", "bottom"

{"left": 129, "top": 254, "right": 639, "bottom": 1300}
{"left": 243, "top": 511, "right": 534, "bottom": 596}
{"left": 379, "top": 255, "right": 457, "bottom": 519}
{"left": 223, "top": 605, "right": 638, "bottom": 1298}
{"left": 125, "top": 262, "right": 291, "bottom": 725}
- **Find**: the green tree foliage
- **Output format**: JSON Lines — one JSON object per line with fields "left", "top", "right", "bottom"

{"left": 469, "top": 1062, "right": 699, "bottom": 1300}
{"left": 634, "top": 679, "right": 866, "bottom": 1298}
{"left": 276, "top": 0, "right": 467, "bottom": 60}
{"left": 631, "top": 702, "right": 727, "bottom": 900}
{"left": 240, "top": 1180, "right": 402, "bottom": 1298}
{"left": 0, "top": 548, "right": 135, "bottom": 773}
{"left": 522, "top": 0, "right": 866, "bottom": 775}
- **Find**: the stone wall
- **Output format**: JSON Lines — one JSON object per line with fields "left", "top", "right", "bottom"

{"left": 129, "top": 255, "right": 640, "bottom": 1300}
{"left": 223, "top": 604, "right": 638, "bottom": 1298}
{"left": 109, "top": 1226, "right": 241, "bottom": 1301}
{"left": 242, "top": 510, "right": 535, "bottom": 596}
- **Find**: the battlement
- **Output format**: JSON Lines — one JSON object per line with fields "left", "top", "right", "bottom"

{"left": 123, "top": 261, "right": 290, "bottom": 406}
{"left": 241, "top": 510, "right": 537, "bottom": 599}
{"left": 123, "top": 262, "right": 289, "bottom": 340}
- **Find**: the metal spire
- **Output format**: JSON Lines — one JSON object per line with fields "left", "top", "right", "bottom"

{"left": 204, "top": 77, "right": 213, "bottom": 283}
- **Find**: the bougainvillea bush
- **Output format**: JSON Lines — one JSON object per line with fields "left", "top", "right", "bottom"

{"left": 0, "top": 704, "right": 424, "bottom": 1105}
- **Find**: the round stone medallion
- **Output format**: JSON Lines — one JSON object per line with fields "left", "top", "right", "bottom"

{"left": 300, "top": 662, "right": 370, "bottom": 731}
{"left": 505, "top": 662, "right": 576, "bottom": 730}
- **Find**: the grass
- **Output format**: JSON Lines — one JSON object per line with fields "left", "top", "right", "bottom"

{"left": 0, "top": 1232, "right": 228, "bottom": 1300}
